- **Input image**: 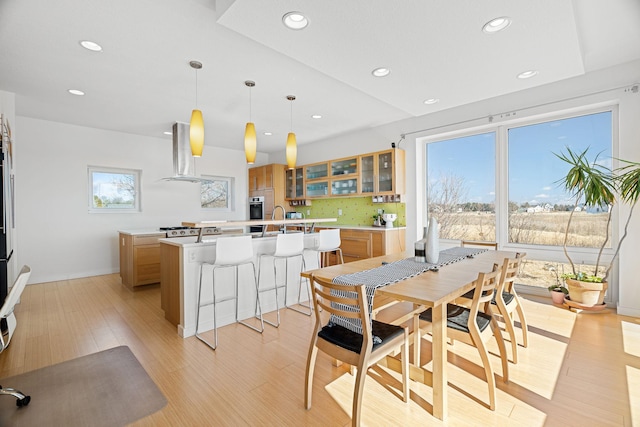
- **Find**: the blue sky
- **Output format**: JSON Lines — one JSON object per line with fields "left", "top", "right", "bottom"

{"left": 427, "top": 111, "right": 612, "bottom": 206}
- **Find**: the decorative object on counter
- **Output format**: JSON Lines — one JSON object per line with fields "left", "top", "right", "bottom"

{"left": 425, "top": 218, "right": 439, "bottom": 263}
{"left": 285, "top": 95, "right": 297, "bottom": 169}
{"left": 188, "top": 60, "right": 204, "bottom": 157}
{"left": 244, "top": 80, "right": 257, "bottom": 164}
{"left": 382, "top": 213, "right": 397, "bottom": 228}
{"left": 372, "top": 214, "right": 382, "bottom": 227}
{"left": 414, "top": 226, "right": 428, "bottom": 258}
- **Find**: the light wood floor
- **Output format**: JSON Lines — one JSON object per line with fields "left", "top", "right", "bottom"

{"left": 1, "top": 273, "right": 639, "bottom": 426}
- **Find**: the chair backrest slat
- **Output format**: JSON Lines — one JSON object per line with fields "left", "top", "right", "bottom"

{"left": 498, "top": 252, "right": 525, "bottom": 295}
{"left": 309, "top": 274, "right": 371, "bottom": 341}
{"left": 468, "top": 266, "right": 501, "bottom": 320}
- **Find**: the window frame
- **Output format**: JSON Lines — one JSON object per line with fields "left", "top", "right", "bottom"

{"left": 200, "top": 175, "right": 235, "bottom": 211}
{"left": 422, "top": 103, "right": 619, "bottom": 297}
{"left": 88, "top": 166, "right": 141, "bottom": 213}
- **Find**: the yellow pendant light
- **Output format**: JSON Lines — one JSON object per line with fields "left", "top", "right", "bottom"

{"left": 285, "top": 95, "right": 297, "bottom": 169}
{"left": 189, "top": 60, "right": 204, "bottom": 157}
{"left": 244, "top": 80, "right": 257, "bottom": 164}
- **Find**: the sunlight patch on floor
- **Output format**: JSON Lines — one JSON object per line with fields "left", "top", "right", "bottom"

{"left": 622, "top": 320, "right": 640, "bottom": 357}
{"left": 627, "top": 365, "right": 640, "bottom": 426}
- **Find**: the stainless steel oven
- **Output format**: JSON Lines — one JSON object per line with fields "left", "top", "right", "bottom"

{"left": 249, "top": 196, "right": 264, "bottom": 233}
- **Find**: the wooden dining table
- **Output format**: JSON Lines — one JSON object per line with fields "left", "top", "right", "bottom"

{"left": 302, "top": 249, "right": 517, "bottom": 421}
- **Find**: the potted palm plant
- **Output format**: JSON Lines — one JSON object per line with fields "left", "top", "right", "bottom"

{"left": 555, "top": 147, "right": 640, "bottom": 306}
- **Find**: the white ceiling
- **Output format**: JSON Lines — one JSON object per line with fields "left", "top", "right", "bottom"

{"left": 1, "top": 0, "right": 639, "bottom": 153}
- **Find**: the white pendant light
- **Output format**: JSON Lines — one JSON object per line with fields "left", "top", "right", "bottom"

{"left": 285, "top": 95, "right": 297, "bottom": 170}
{"left": 244, "top": 80, "right": 257, "bottom": 164}
{"left": 189, "top": 60, "right": 204, "bottom": 157}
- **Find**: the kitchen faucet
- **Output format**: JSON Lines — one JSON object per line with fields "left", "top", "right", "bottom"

{"left": 272, "top": 205, "right": 286, "bottom": 233}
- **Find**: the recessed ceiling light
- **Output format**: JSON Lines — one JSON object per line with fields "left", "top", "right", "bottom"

{"left": 517, "top": 70, "right": 539, "bottom": 79}
{"left": 79, "top": 40, "right": 102, "bottom": 52}
{"left": 282, "top": 12, "right": 309, "bottom": 30}
{"left": 311, "top": 114, "right": 322, "bottom": 119}
{"left": 372, "top": 67, "right": 391, "bottom": 77}
{"left": 423, "top": 98, "right": 440, "bottom": 105}
{"left": 264, "top": 132, "right": 273, "bottom": 136}
{"left": 68, "top": 89, "right": 85, "bottom": 96}
{"left": 482, "top": 17, "right": 512, "bottom": 34}
{"left": 163, "top": 131, "right": 172, "bottom": 135}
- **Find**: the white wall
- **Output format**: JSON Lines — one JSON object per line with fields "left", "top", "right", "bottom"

{"left": 270, "top": 60, "right": 640, "bottom": 315}
{"left": 15, "top": 117, "right": 249, "bottom": 284}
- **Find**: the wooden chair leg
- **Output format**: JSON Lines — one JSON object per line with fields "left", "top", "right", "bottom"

{"left": 351, "top": 365, "right": 368, "bottom": 427}
{"left": 412, "top": 315, "right": 421, "bottom": 365}
{"left": 474, "top": 337, "right": 496, "bottom": 411}
{"left": 515, "top": 301, "right": 529, "bottom": 348}
{"left": 401, "top": 331, "right": 409, "bottom": 403}
{"left": 502, "top": 311, "right": 519, "bottom": 364}
{"left": 491, "top": 320, "right": 509, "bottom": 384}
{"left": 304, "top": 344, "right": 319, "bottom": 410}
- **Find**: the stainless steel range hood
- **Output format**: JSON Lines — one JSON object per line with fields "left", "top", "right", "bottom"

{"left": 162, "top": 122, "right": 206, "bottom": 183}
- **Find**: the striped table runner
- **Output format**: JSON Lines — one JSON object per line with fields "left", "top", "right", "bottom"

{"left": 329, "top": 247, "right": 487, "bottom": 339}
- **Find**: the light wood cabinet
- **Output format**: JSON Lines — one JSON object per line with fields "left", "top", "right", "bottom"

{"left": 318, "top": 227, "right": 406, "bottom": 265}
{"left": 302, "top": 149, "right": 405, "bottom": 199}
{"left": 248, "top": 164, "right": 286, "bottom": 220}
{"left": 160, "top": 243, "right": 180, "bottom": 326}
{"left": 119, "top": 232, "right": 163, "bottom": 289}
{"left": 285, "top": 167, "right": 305, "bottom": 200}
{"left": 360, "top": 149, "right": 405, "bottom": 195}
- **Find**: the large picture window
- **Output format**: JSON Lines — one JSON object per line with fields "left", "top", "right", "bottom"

{"left": 425, "top": 107, "right": 615, "bottom": 291}
{"left": 427, "top": 132, "right": 496, "bottom": 241}
{"left": 88, "top": 166, "right": 141, "bottom": 213}
{"left": 507, "top": 111, "right": 612, "bottom": 247}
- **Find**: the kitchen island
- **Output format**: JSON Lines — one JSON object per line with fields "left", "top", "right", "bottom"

{"left": 162, "top": 219, "right": 336, "bottom": 337}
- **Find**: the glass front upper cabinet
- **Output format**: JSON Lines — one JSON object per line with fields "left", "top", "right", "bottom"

{"left": 331, "top": 178, "right": 358, "bottom": 196}
{"left": 305, "top": 163, "right": 328, "bottom": 181}
{"left": 360, "top": 155, "right": 375, "bottom": 194}
{"left": 306, "top": 181, "right": 329, "bottom": 197}
{"left": 377, "top": 151, "right": 394, "bottom": 193}
{"left": 331, "top": 157, "right": 358, "bottom": 177}
{"left": 285, "top": 167, "right": 304, "bottom": 199}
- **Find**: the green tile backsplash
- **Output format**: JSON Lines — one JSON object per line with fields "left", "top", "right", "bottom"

{"left": 292, "top": 197, "right": 405, "bottom": 227}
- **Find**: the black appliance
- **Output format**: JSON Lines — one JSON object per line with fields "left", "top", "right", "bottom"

{"left": 249, "top": 196, "right": 264, "bottom": 233}
{"left": 0, "top": 115, "right": 15, "bottom": 332}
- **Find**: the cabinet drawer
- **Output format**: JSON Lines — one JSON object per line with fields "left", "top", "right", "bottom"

{"left": 341, "top": 235, "right": 371, "bottom": 261}
{"left": 134, "top": 236, "right": 161, "bottom": 245}
{"left": 134, "top": 245, "right": 160, "bottom": 265}
{"left": 136, "top": 264, "right": 161, "bottom": 283}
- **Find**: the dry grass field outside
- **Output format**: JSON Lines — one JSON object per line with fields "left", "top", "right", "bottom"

{"left": 439, "top": 211, "right": 610, "bottom": 247}
{"left": 436, "top": 211, "right": 610, "bottom": 289}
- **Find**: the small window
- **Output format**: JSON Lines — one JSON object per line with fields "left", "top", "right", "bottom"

{"left": 201, "top": 175, "right": 234, "bottom": 211}
{"left": 88, "top": 166, "right": 141, "bottom": 213}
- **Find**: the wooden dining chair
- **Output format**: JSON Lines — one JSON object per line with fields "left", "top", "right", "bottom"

{"left": 491, "top": 253, "right": 528, "bottom": 364}
{"left": 304, "top": 274, "right": 409, "bottom": 427}
{"left": 413, "top": 266, "right": 509, "bottom": 411}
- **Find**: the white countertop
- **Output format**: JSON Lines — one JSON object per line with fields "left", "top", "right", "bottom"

{"left": 117, "top": 229, "right": 166, "bottom": 236}
{"left": 322, "top": 225, "right": 406, "bottom": 231}
{"left": 181, "top": 218, "right": 337, "bottom": 228}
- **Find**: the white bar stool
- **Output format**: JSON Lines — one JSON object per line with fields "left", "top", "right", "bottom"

{"left": 314, "top": 229, "right": 344, "bottom": 267}
{"left": 257, "top": 232, "right": 311, "bottom": 326}
{"left": 196, "top": 235, "right": 264, "bottom": 350}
